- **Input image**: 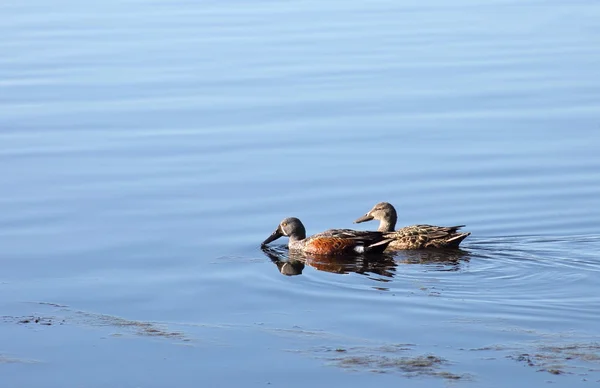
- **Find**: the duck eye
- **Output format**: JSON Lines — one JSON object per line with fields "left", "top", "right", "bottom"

{"left": 282, "top": 222, "right": 287, "bottom": 227}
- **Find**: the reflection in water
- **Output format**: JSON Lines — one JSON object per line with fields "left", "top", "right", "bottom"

{"left": 393, "top": 249, "right": 471, "bottom": 272}
{"left": 261, "top": 245, "right": 397, "bottom": 277}
{"left": 262, "top": 246, "right": 471, "bottom": 277}
{"left": 262, "top": 246, "right": 306, "bottom": 276}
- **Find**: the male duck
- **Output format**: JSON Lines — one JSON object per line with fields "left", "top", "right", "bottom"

{"left": 354, "top": 202, "right": 470, "bottom": 250}
{"left": 262, "top": 217, "right": 392, "bottom": 255}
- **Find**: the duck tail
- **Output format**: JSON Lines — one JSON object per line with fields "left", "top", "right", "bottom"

{"left": 445, "top": 232, "right": 471, "bottom": 248}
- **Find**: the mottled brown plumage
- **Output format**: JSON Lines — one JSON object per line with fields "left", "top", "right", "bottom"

{"left": 354, "top": 202, "right": 470, "bottom": 250}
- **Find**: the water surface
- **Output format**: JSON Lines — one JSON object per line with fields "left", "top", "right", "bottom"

{"left": 2, "top": 0, "right": 600, "bottom": 386}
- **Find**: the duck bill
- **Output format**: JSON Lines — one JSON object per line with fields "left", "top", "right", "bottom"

{"left": 261, "top": 227, "right": 283, "bottom": 246}
{"left": 354, "top": 214, "right": 374, "bottom": 224}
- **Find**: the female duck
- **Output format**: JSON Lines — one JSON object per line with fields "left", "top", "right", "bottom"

{"left": 354, "top": 202, "right": 470, "bottom": 250}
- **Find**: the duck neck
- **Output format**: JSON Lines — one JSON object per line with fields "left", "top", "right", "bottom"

{"left": 378, "top": 215, "right": 396, "bottom": 232}
{"left": 288, "top": 234, "right": 303, "bottom": 244}
{"left": 287, "top": 229, "right": 306, "bottom": 245}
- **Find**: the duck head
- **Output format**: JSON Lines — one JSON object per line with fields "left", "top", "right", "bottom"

{"left": 261, "top": 217, "right": 307, "bottom": 245}
{"left": 354, "top": 202, "right": 398, "bottom": 232}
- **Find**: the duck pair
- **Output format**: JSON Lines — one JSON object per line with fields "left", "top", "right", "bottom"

{"left": 261, "top": 202, "right": 470, "bottom": 256}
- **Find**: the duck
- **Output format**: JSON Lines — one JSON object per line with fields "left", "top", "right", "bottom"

{"left": 261, "top": 217, "right": 392, "bottom": 255}
{"left": 354, "top": 202, "right": 470, "bottom": 250}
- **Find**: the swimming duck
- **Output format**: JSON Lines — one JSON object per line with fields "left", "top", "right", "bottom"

{"left": 354, "top": 202, "right": 470, "bottom": 250}
{"left": 261, "top": 217, "right": 392, "bottom": 255}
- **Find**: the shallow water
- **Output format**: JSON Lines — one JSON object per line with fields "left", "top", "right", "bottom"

{"left": 2, "top": 0, "right": 600, "bottom": 386}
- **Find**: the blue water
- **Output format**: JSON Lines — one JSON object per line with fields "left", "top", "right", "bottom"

{"left": 2, "top": 0, "right": 600, "bottom": 386}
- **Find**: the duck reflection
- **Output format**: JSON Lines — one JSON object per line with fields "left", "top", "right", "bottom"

{"left": 261, "top": 245, "right": 397, "bottom": 278}
{"left": 261, "top": 245, "right": 470, "bottom": 276}
{"left": 265, "top": 248, "right": 306, "bottom": 276}
{"left": 393, "top": 248, "right": 471, "bottom": 272}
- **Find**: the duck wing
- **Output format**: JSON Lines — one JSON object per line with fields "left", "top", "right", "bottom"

{"left": 314, "top": 228, "right": 392, "bottom": 253}
{"left": 317, "top": 228, "right": 385, "bottom": 241}
{"left": 388, "top": 224, "right": 470, "bottom": 249}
